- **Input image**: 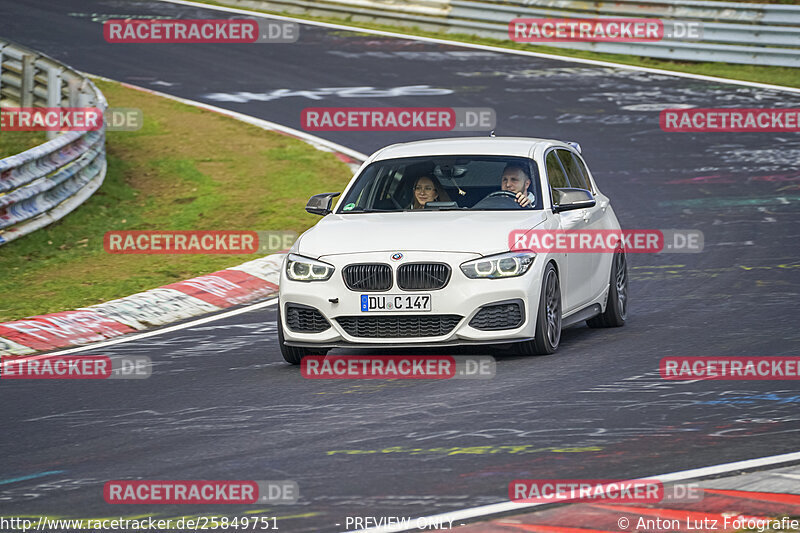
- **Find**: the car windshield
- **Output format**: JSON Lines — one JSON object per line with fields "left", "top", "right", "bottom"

{"left": 336, "top": 155, "right": 542, "bottom": 213}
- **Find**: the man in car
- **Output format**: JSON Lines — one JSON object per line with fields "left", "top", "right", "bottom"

{"left": 501, "top": 163, "right": 535, "bottom": 207}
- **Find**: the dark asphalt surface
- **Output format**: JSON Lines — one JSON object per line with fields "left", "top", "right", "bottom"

{"left": 2, "top": 1, "right": 800, "bottom": 531}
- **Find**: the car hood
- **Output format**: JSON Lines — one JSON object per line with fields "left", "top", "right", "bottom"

{"left": 297, "top": 211, "right": 547, "bottom": 257}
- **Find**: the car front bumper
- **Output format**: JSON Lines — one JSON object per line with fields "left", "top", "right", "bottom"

{"left": 279, "top": 251, "right": 544, "bottom": 347}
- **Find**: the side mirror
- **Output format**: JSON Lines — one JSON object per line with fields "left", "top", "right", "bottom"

{"left": 552, "top": 188, "right": 595, "bottom": 213}
{"left": 305, "top": 192, "right": 341, "bottom": 216}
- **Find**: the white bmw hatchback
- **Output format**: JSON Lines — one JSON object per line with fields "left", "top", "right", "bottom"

{"left": 277, "top": 137, "right": 627, "bottom": 364}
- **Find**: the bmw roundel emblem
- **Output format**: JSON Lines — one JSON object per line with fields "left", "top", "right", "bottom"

{"left": 391, "top": 252, "right": 403, "bottom": 261}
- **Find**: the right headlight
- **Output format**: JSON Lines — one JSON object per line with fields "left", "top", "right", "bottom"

{"left": 460, "top": 251, "right": 536, "bottom": 279}
{"left": 285, "top": 253, "right": 334, "bottom": 282}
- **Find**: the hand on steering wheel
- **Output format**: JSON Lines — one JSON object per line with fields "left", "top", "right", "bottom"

{"left": 486, "top": 190, "right": 519, "bottom": 200}
{"left": 486, "top": 190, "right": 531, "bottom": 207}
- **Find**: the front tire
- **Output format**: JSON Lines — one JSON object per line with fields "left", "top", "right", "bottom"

{"left": 587, "top": 249, "right": 627, "bottom": 328}
{"left": 517, "top": 263, "right": 561, "bottom": 355}
{"left": 277, "top": 305, "right": 329, "bottom": 365}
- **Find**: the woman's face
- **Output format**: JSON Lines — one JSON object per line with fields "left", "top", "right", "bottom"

{"left": 414, "top": 177, "right": 438, "bottom": 206}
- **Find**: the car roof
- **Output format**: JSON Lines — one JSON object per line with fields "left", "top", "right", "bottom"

{"left": 371, "top": 137, "right": 569, "bottom": 161}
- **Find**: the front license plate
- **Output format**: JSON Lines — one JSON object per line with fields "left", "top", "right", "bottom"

{"left": 360, "top": 294, "right": 431, "bottom": 312}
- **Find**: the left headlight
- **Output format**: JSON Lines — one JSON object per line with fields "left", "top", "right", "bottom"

{"left": 460, "top": 251, "right": 536, "bottom": 279}
{"left": 285, "top": 253, "right": 335, "bottom": 282}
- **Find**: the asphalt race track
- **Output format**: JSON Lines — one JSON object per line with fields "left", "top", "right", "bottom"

{"left": 2, "top": 1, "right": 800, "bottom": 531}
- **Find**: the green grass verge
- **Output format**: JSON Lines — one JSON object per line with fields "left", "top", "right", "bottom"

{"left": 0, "top": 131, "right": 48, "bottom": 159}
{"left": 0, "top": 79, "right": 354, "bottom": 322}
{"left": 195, "top": 0, "right": 798, "bottom": 89}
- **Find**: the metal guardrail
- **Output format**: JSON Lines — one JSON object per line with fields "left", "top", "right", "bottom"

{"left": 0, "top": 39, "right": 107, "bottom": 246}
{"left": 218, "top": 0, "right": 800, "bottom": 67}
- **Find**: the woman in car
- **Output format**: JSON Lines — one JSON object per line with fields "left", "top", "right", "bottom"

{"left": 409, "top": 175, "right": 449, "bottom": 209}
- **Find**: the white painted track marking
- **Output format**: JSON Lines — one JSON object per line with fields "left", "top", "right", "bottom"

{"left": 157, "top": 0, "right": 800, "bottom": 94}
{"left": 345, "top": 450, "right": 800, "bottom": 532}
{"left": 0, "top": 298, "right": 277, "bottom": 364}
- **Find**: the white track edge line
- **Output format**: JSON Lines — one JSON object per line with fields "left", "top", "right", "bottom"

{"left": 345, "top": 450, "right": 800, "bottom": 533}
{"left": 0, "top": 298, "right": 278, "bottom": 363}
{"left": 156, "top": 0, "right": 800, "bottom": 95}
{"left": 88, "top": 74, "right": 368, "bottom": 162}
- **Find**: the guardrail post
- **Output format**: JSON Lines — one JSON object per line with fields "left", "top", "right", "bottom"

{"left": 46, "top": 65, "right": 63, "bottom": 140}
{"left": 77, "top": 79, "right": 92, "bottom": 107}
{"left": 67, "top": 77, "right": 80, "bottom": 107}
{"left": 21, "top": 53, "right": 35, "bottom": 108}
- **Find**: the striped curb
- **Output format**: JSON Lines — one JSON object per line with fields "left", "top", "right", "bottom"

{"left": 0, "top": 253, "right": 284, "bottom": 356}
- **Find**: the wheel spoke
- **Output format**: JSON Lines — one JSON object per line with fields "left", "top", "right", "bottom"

{"left": 543, "top": 270, "right": 561, "bottom": 346}
{"left": 615, "top": 252, "right": 628, "bottom": 318}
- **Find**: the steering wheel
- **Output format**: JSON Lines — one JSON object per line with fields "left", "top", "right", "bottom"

{"left": 471, "top": 189, "right": 525, "bottom": 210}
{"left": 485, "top": 191, "right": 519, "bottom": 200}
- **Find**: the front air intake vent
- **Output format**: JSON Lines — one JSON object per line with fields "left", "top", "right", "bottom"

{"left": 286, "top": 304, "right": 330, "bottom": 333}
{"left": 336, "top": 315, "right": 462, "bottom": 338}
{"left": 469, "top": 300, "right": 524, "bottom": 331}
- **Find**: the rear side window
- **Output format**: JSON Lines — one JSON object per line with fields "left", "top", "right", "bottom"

{"left": 557, "top": 149, "right": 593, "bottom": 193}
{"left": 545, "top": 151, "right": 568, "bottom": 188}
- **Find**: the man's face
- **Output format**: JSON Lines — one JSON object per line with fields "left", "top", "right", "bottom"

{"left": 501, "top": 168, "right": 530, "bottom": 195}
